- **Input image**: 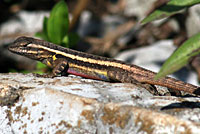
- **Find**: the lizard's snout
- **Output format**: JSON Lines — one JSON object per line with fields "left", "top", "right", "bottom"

{"left": 8, "top": 36, "right": 32, "bottom": 53}
{"left": 8, "top": 43, "right": 17, "bottom": 53}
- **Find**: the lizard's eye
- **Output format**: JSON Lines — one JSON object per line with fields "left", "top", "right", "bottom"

{"left": 21, "top": 42, "right": 30, "bottom": 47}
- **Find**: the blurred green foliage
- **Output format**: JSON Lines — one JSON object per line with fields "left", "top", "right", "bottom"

{"left": 35, "top": 0, "right": 79, "bottom": 48}
{"left": 9, "top": 1, "right": 79, "bottom": 75}
{"left": 141, "top": 0, "right": 200, "bottom": 79}
{"left": 155, "top": 33, "right": 200, "bottom": 79}
{"left": 33, "top": 0, "right": 79, "bottom": 74}
{"left": 142, "top": 0, "right": 200, "bottom": 25}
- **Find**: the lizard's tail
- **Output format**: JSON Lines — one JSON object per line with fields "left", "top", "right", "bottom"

{"left": 129, "top": 67, "right": 200, "bottom": 95}
{"left": 108, "top": 65, "right": 200, "bottom": 95}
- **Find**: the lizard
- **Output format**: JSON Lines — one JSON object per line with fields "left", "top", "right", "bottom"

{"left": 8, "top": 36, "right": 200, "bottom": 95}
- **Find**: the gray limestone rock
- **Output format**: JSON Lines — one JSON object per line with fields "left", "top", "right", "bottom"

{"left": 0, "top": 73, "right": 200, "bottom": 134}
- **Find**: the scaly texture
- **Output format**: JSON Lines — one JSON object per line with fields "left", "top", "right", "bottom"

{"left": 8, "top": 36, "right": 200, "bottom": 95}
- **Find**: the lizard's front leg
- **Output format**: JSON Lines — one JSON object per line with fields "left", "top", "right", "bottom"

{"left": 52, "top": 59, "right": 69, "bottom": 77}
{"left": 36, "top": 58, "right": 69, "bottom": 78}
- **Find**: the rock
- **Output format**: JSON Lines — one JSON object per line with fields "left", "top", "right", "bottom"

{"left": 124, "top": 0, "right": 157, "bottom": 20}
{"left": 186, "top": 4, "right": 200, "bottom": 37}
{"left": 0, "top": 11, "right": 49, "bottom": 71}
{"left": 0, "top": 11, "right": 49, "bottom": 37}
{"left": 0, "top": 73, "right": 200, "bottom": 133}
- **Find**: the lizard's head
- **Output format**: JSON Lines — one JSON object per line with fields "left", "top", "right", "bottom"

{"left": 8, "top": 36, "right": 52, "bottom": 61}
{"left": 9, "top": 36, "right": 33, "bottom": 54}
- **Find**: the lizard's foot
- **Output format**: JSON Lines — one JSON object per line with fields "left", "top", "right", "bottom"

{"left": 33, "top": 73, "right": 56, "bottom": 78}
{"left": 136, "top": 83, "right": 160, "bottom": 96}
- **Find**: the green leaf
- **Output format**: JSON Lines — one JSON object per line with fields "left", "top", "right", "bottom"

{"left": 35, "top": 32, "right": 49, "bottom": 41}
{"left": 141, "top": 0, "right": 200, "bottom": 24}
{"left": 35, "top": 17, "right": 49, "bottom": 40}
{"left": 61, "top": 33, "right": 79, "bottom": 48}
{"left": 43, "top": 16, "right": 48, "bottom": 36}
{"left": 68, "top": 33, "right": 79, "bottom": 47}
{"left": 47, "top": 0, "right": 69, "bottom": 44}
{"left": 21, "top": 70, "right": 29, "bottom": 74}
{"left": 62, "top": 35, "right": 70, "bottom": 48}
{"left": 33, "top": 62, "right": 49, "bottom": 74}
{"left": 8, "top": 69, "right": 17, "bottom": 73}
{"left": 155, "top": 32, "right": 200, "bottom": 79}
{"left": 36, "top": 62, "right": 47, "bottom": 70}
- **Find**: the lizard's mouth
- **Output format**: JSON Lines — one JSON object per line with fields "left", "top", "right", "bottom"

{"left": 8, "top": 45, "right": 22, "bottom": 54}
{"left": 8, "top": 45, "right": 27, "bottom": 55}
{"left": 8, "top": 36, "right": 33, "bottom": 55}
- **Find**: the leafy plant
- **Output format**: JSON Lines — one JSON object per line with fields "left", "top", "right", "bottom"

{"left": 141, "top": 0, "right": 200, "bottom": 25}
{"left": 155, "top": 33, "right": 200, "bottom": 79}
{"left": 35, "top": 0, "right": 79, "bottom": 47}
{"left": 34, "top": 0, "right": 79, "bottom": 74}
{"left": 141, "top": 0, "right": 200, "bottom": 79}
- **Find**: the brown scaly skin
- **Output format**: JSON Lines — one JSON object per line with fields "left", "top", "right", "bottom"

{"left": 8, "top": 36, "right": 200, "bottom": 95}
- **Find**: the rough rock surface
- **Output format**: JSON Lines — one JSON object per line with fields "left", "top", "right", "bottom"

{"left": 186, "top": 4, "right": 200, "bottom": 37}
{"left": 124, "top": 0, "right": 157, "bottom": 20}
{"left": 0, "top": 73, "right": 200, "bottom": 134}
{"left": 0, "top": 11, "right": 49, "bottom": 36}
